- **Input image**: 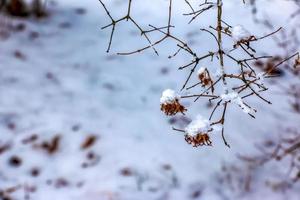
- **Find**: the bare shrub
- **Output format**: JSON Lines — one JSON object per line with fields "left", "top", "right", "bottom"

{"left": 98, "top": 0, "right": 299, "bottom": 147}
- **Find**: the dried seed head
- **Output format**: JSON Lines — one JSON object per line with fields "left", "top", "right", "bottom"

{"left": 160, "top": 99, "right": 187, "bottom": 116}
{"left": 197, "top": 67, "right": 212, "bottom": 87}
{"left": 160, "top": 89, "right": 186, "bottom": 116}
{"left": 184, "top": 115, "right": 212, "bottom": 147}
{"left": 185, "top": 133, "right": 212, "bottom": 147}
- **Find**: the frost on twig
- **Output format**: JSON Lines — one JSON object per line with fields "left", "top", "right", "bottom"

{"left": 221, "top": 92, "right": 256, "bottom": 117}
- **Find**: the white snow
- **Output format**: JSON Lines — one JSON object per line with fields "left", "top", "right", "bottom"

{"left": 197, "top": 67, "right": 206, "bottom": 76}
{"left": 185, "top": 115, "right": 211, "bottom": 136}
{"left": 160, "top": 89, "right": 179, "bottom": 104}
{"left": 221, "top": 92, "right": 240, "bottom": 102}
{"left": 231, "top": 25, "right": 252, "bottom": 41}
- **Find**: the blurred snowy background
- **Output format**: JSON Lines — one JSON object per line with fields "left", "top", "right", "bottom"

{"left": 0, "top": 0, "right": 299, "bottom": 199}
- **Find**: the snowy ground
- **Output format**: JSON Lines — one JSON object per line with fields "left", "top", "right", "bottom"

{"left": 0, "top": 0, "right": 299, "bottom": 199}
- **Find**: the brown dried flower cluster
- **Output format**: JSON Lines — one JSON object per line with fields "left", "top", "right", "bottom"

{"left": 185, "top": 133, "right": 212, "bottom": 147}
{"left": 198, "top": 68, "right": 213, "bottom": 88}
{"left": 161, "top": 99, "right": 187, "bottom": 116}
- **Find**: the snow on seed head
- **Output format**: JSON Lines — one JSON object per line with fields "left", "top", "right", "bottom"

{"left": 232, "top": 25, "right": 251, "bottom": 41}
{"left": 197, "top": 67, "right": 206, "bottom": 76}
{"left": 160, "top": 89, "right": 179, "bottom": 104}
{"left": 185, "top": 115, "right": 211, "bottom": 137}
{"left": 160, "top": 89, "right": 186, "bottom": 116}
{"left": 184, "top": 115, "right": 212, "bottom": 147}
